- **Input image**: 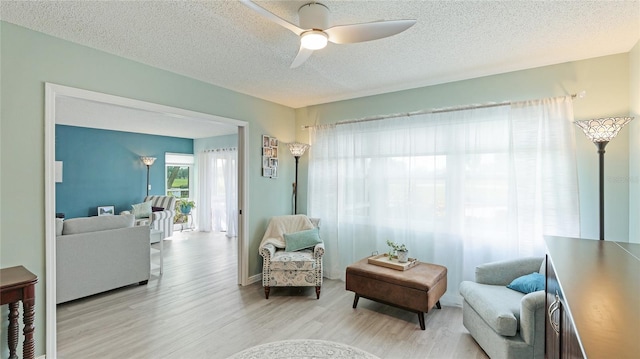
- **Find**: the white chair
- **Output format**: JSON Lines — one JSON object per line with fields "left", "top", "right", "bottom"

{"left": 259, "top": 215, "right": 324, "bottom": 299}
{"left": 459, "top": 257, "right": 546, "bottom": 359}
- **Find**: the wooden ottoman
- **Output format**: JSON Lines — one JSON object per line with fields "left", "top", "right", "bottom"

{"left": 346, "top": 257, "right": 447, "bottom": 330}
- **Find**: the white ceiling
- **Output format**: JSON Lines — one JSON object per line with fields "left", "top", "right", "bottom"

{"left": 1, "top": 0, "right": 639, "bottom": 110}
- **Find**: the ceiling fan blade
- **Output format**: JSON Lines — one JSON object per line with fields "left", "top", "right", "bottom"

{"left": 325, "top": 19, "right": 416, "bottom": 44}
{"left": 239, "top": 0, "right": 304, "bottom": 36}
{"left": 290, "top": 45, "right": 314, "bottom": 68}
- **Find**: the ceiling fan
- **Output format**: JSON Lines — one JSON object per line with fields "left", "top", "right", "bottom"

{"left": 240, "top": 0, "right": 417, "bottom": 68}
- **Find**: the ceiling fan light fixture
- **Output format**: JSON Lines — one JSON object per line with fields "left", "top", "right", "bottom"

{"left": 301, "top": 30, "right": 328, "bottom": 50}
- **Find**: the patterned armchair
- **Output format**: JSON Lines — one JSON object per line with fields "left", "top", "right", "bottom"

{"left": 259, "top": 215, "right": 324, "bottom": 299}
{"left": 144, "top": 195, "right": 177, "bottom": 240}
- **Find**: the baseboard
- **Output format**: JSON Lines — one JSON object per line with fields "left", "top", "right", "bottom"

{"left": 248, "top": 273, "right": 262, "bottom": 284}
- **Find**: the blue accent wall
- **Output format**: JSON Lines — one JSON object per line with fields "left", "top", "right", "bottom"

{"left": 56, "top": 125, "right": 193, "bottom": 218}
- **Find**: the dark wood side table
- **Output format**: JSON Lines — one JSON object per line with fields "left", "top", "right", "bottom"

{"left": 0, "top": 266, "right": 38, "bottom": 359}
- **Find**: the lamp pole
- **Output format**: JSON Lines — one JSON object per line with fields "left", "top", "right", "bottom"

{"left": 288, "top": 142, "right": 310, "bottom": 215}
{"left": 596, "top": 141, "right": 607, "bottom": 241}
{"left": 146, "top": 164, "right": 151, "bottom": 196}
{"left": 294, "top": 155, "right": 300, "bottom": 214}
{"left": 574, "top": 117, "right": 633, "bottom": 241}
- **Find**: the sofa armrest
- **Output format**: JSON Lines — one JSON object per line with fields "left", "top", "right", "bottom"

{"left": 475, "top": 257, "right": 544, "bottom": 285}
{"left": 313, "top": 241, "right": 325, "bottom": 258}
{"left": 260, "top": 243, "right": 276, "bottom": 259}
{"left": 151, "top": 209, "right": 174, "bottom": 222}
{"left": 519, "top": 290, "right": 546, "bottom": 346}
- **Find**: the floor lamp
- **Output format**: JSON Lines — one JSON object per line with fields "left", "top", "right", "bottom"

{"left": 288, "top": 142, "right": 310, "bottom": 214}
{"left": 140, "top": 156, "right": 157, "bottom": 196}
{"left": 574, "top": 117, "right": 633, "bottom": 240}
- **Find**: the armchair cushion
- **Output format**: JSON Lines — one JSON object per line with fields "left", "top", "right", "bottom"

{"left": 270, "top": 250, "right": 315, "bottom": 270}
{"left": 459, "top": 281, "right": 524, "bottom": 336}
{"left": 284, "top": 227, "right": 322, "bottom": 252}
{"left": 507, "top": 272, "right": 545, "bottom": 294}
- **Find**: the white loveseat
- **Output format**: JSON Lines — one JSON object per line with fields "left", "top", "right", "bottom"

{"left": 56, "top": 214, "right": 150, "bottom": 304}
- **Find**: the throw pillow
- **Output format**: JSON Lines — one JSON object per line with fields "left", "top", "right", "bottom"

{"left": 284, "top": 227, "right": 322, "bottom": 252}
{"left": 507, "top": 272, "right": 545, "bottom": 294}
{"left": 152, "top": 206, "right": 164, "bottom": 212}
{"left": 131, "top": 201, "right": 152, "bottom": 219}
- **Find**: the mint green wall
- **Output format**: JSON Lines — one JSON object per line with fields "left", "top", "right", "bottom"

{"left": 2, "top": 19, "right": 637, "bottom": 357}
{"left": 296, "top": 53, "right": 633, "bottom": 243}
{"left": 194, "top": 134, "right": 239, "bottom": 153}
{"left": 629, "top": 40, "right": 640, "bottom": 244}
{"left": 0, "top": 22, "right": 295, "bottom": 356}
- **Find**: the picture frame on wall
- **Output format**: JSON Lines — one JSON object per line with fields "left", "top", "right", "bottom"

{"left": 97, "top": 205, "right": 115, "bottom": 216}
{"left": 262, "top": 134, "right": 279, "bottom": 178}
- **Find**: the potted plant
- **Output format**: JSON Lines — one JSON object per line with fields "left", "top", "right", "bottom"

{"left": 177, "top": 199, "right": 195, "bottom": 214}
{"left": 386, "top": 240, "right": 409, "bottom": 263}
{"left": 174, "top": 199, "right": 196, "bottom": 224}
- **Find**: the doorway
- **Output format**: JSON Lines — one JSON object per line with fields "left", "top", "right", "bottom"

{"left": 44, "top": 83, "right": 250, "bottom": 356}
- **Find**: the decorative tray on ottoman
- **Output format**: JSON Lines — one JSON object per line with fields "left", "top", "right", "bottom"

{"left": 367, "top": 254, "right": 419, "bottom": 271}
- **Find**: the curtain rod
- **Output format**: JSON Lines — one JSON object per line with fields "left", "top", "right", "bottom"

{"left": 202, "top": 147, "right": 236, "bottom": 153}
{"left": 303, "top": 91, "right": 585, "bottom": 129}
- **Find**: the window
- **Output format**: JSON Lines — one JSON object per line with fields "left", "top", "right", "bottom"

{"left": 165, "top": 153, "right": 194, "bottom": 199}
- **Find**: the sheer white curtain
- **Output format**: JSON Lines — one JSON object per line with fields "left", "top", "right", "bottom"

{"left": 308, "top": 96, "right": 579, "bottom": 305}
{"left": 197, "top": 148, "right": 238, "bottom": 237}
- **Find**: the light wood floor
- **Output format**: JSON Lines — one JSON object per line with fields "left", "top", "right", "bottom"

{"left": 56, "top": 231, "right": 489, "bottom": 359}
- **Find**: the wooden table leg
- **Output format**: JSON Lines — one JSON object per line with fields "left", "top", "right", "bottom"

{"left": 23, "top": 287, "right": 36, "bottom": 359}
{"left": 352, "top": 293, "right": 360, "bottom": 308}
{"left": 1, "top": 266, "right": 38, "bottom": 359}
{"left": 418, "top": 312, "right": 426, "bottom": 330}
{"left": 8, "top": 302, "right": 19, "bottom": 359}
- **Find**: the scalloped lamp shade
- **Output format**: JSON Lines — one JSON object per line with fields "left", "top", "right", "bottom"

{"left": 288, "top": 142, "right": 310, "bottom": 157}
{"left": 574, "top": 116, "right": 634, "bottom": 241}
{"left": 574, "top": 117, "right": 633, "bottom": 143}
{"left": 140, "top": 156, "right": 157, "bottom": 166}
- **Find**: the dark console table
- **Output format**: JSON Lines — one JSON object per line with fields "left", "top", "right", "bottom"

{"left": 545, "top": 236, "right": 639, "bottom": 359}
{"left": 0, "top": 266, "right": 38, "bottom": 359}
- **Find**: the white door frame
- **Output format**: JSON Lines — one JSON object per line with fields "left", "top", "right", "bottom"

{"left": 44, "top": 83, "right": 250, "bottom": 357}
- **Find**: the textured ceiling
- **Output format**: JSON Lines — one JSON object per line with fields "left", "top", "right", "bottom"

{"left": 1, "top": 0, "right": 639, "bottom": 109}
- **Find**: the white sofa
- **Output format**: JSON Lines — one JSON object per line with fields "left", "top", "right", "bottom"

{"left": 56, "top": 214, "right": 150, "bottom": 304}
